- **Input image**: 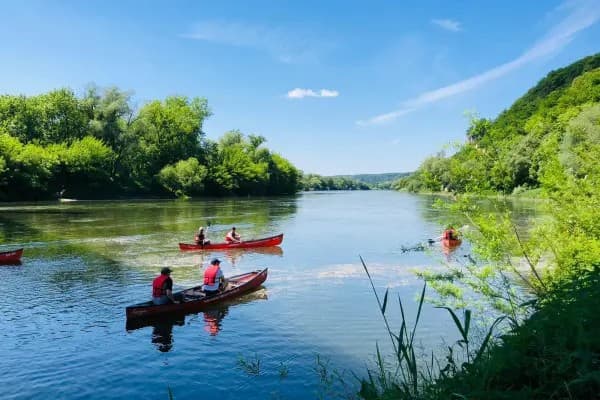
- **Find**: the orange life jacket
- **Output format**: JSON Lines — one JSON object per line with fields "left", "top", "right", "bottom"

{"left": 152, "top": 274, "right": 169, "bottom": 297}
{"left": 204, "top": 264, "right": 220, "bottom": 286}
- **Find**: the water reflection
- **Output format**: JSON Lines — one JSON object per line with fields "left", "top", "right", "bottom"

{"left": 186, "top": 246, "right": 283, "bottom": 269}
{"left": 222, "top": 246, "right": 283, "bottom": 267}
{"left": 202, "top": 307, "right": 228, "bottom": 336}
{"left": 126, "top": 289, "right": 268, "bottom": 352}
{"left": 152, "top": 316, "right": 185, "bottom": 352}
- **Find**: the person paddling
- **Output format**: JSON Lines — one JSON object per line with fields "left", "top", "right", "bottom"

{"left": 152, "top": 267, "right": 179, "bottom": 305}
{"left": 225, "top": 227, "right": 241, "bottom": 243}
{"left": 195, "top": 226, "right": 211, "bottom": 246}
{"left": 441, "top": 225, "right": 459, "bottom": 241}
{"left": 202, "top": 259, "right": 226, "bottom": 296}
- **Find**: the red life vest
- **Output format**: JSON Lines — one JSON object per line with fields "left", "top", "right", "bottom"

{"left": 152, "top": 274, "right": 169, "bottom": 297}
{"left": 204, "top": 264, "right": 220, "bottom": 285}
{"left": 443, "top": 230, "right": 456, "bottom": 240}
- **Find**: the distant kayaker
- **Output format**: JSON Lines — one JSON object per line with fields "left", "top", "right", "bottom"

{"left": 441, "top": 226, "right": 459, "bottom": 241}
{"left": 203, "top": 258, "right": 226, "bottom": 296}
{"left": 225, "top": 227, "right": 241, "bottom": 243}
{"left": 152, "top": 267, "right": 179, "bottom": 305}
{"left": 195, "top": 227, "right": 211, "bottom": 246}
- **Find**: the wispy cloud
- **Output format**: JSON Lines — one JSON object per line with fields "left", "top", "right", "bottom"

{"left": 181, "top": 20, "right": 320, "bottom": 63}
{"left": 431, "top": 18, "right": 462, "bottom": 32}
{"left": 287, "top": 88, "right": 340, "bottom": 99}
{"left": 358, "top": 0, "right": 600, "bottom": 126}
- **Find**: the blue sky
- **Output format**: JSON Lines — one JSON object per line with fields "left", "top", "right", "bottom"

{"left": 0, "top": 0, "right": 599, "bottom": 175}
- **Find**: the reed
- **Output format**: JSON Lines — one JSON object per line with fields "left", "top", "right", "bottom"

{"left": 357, "top": 259, "right": 600, "bottom": 400}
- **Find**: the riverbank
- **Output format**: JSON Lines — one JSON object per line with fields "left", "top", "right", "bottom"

{"left": 357, "top": 265, "right": 600, "bottom": 399}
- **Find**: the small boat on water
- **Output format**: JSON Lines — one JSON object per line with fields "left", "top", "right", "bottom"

{"left": 441, "top": 238, "right": 462, "bottom": 248}
{"left": 179, "top": 233, "right": 283, "bottom": 251}
{"left": 0, "top": 248, "right": 23, "bottom": 264}
{"left": 125, "top": 269, "right": 268, "bottom": 319}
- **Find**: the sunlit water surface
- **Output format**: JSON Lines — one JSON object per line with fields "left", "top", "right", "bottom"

{"left": 0, "top": 191, "right": 540, "bottom": 399}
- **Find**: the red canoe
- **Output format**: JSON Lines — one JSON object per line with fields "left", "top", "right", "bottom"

{"left": 126, "top": 269, "right": 268, "bottom": 319}
{"left": 0, "top": 248, "right": 23, "bottom": 264}
{"left": 179, "top": 233, "right": 283, "bottom": 251}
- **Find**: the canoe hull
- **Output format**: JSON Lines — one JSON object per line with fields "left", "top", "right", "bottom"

{"left": 0, "top": 248, "right": 23, "bottom": 264}
{"left": 125, "top": 269, "right": 268, "bottom": 319}
{"left": 179, "top": 234, "right": 283, "bottom": 251}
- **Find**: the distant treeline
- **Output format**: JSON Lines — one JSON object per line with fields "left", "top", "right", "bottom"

{"left": 0, "top": 86, "right": 301, "bottom": 200}
{"left": 334, "top": 172, "right": 410, "bottom": 189}
{"left": 395, "top": 53, "right": 600, "bottom": 194}
{"left": 300, "top": 173, "right": 371, "bottom": 191}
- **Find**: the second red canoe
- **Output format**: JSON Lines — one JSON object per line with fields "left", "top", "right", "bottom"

{"left": 179, "top": 233, "right": 283, "bottom": 251}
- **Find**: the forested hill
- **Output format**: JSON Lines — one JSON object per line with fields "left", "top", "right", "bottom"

{"left": 334, "top": 172, "right": 410, "bottom": 187}
{"left": 0, "top": 87, "right": 301, "bottom": 200}
{"left": 395, "top": 52, "right": 600, "bottom": 194}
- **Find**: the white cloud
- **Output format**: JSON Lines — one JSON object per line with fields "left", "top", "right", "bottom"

{"left": 431, "top": 18, "right": 462, "bottom": 32}
{"left": 287, "top": 88, "right": 339, "bottom": 99}
{"left": 319, "top": 89, "right": 340, "bottom": 97}
{"left": 181, "top": 20, "right": 320, "bottom": 63}
{"left": 359, "top": 0, "right": 600, "bottom": 126}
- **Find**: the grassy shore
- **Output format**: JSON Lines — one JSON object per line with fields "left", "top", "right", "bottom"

{"left": 357, "top": 265, "right": 600, "bottom": 400}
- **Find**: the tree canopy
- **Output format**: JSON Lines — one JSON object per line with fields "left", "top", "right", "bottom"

{"left": 395, "top": 53, "right": 600, "bottom": 195}
{"left": 0, "top": 87, "right": 301, "bottom": 200}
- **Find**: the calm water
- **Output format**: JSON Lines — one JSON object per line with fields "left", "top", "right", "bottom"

{"left": 0, "top": 191, "right": 539, "bottom": 399}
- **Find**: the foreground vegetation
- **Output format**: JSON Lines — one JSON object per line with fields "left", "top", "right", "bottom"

{"left": 0, "top": 86, "right": 301, "bottom": 200}
{"left": 359, "top": 53, "right": 600, "bottom": 399}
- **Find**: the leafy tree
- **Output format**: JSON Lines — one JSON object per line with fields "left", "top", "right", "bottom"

{"left": 158, "top": 157, "right": 208, "bottom": 197}
{"left": 124, "top": 96, "right": 211, "bottom": 191}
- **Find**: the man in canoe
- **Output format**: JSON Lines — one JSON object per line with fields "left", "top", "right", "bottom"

{"left": 203, "top": 258, "right": 226, "bottom": 296}
{"left": 195, "top": 226, "right": 211, "bottom": 246}
{"left": 225, "top": 226, "right": 241, "bottom": 243}
{"left": 152, "top": 267, "right": 179, "bottom": 305}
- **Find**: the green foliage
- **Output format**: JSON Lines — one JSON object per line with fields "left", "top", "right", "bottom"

{"left": 124, "top": 96, "right": 210, "bottom": 190}
{"left": 0, "top": 86, "right": 300, "bottom": 199}
{"left": 301, "top": 173, "right": 370, "bottom": 191}
{"left": 427, "top": 267, "right": 600, "bottom": 400}
{"left": 158, "top": 157, "right": 208, "bottom": 197}
{"left": 268, "top": 153, "right": 301, "bottom": 194}
{"left": 0, "top": 89, "right": 89, "bottom": 144}
{"left": 400, "top": 53, "right": 600, "bottom": 194}
{"left": 237, "top": 353, "right": 262, "bottom": 376}
{"left": 333, "top": 172, "right": 410, "bottom": 188}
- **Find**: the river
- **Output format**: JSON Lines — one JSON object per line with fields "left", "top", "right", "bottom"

{"left": 0, "top": 191, "right": 539, "bottom": 399}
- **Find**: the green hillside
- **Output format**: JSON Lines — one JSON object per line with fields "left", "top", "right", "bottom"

{"left": 396, "top": 53, "right": 600, "bottom": 194}
{"left": 334, "top": 172, "right": 410, "bottom": 186}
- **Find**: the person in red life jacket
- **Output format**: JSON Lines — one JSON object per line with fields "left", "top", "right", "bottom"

{"left": 225, "top": 227, "right": 241, "bottom": 243}
{"left": 203, "top": 258, "right": 226, "bottom": 296}
{"left": 194, "top": 227, "right": 211, "bottom": 246}
{"left": 441, "top": 226, "right": 459, "bottom": 241}
{"left": 152, "top": 267, "right": 179, "bottom": 305}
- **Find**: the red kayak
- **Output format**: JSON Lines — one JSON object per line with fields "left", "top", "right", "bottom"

{"left": 126, "top": 269, "right": 268, "bottom": 319}
{"left": 179, "top": 233, "right": 283, "bottom": 251}
{"left": 0, "top": 248, "right": 23, "bottom": 264}
{"left": 442, "top": 238, "right": 462, "bottom": 248}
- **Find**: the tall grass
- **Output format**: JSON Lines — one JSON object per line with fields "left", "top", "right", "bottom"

{"left": 358, "top": 258, "right": 600, "bottom": 399}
